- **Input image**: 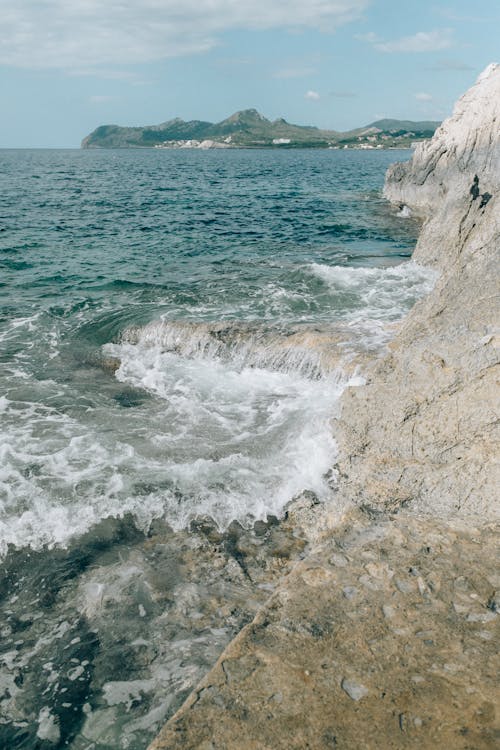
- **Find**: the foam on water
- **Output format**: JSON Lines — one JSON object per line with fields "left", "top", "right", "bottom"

{"left": 0, "top": 150, "right": 431, "bottom": 558}
{"left": 0, "top": 347, "right": 351, "bottom": 556}
{"left": 109, "top": 344, "right": 350, "bottom": 514}
{"left": 0, "top": 397, "right": 145, "bottom": 555}
{"left": 309, "top": 260, "right": 437, "bottom": 348}
{"left": 309, "top": 260, "right": 437, "bottom": 319}
{"left": 0, "top": 261, "right": 437, "bottom": 556}
{"left": 119, "top": 319, "right": 348, "bottom": 378}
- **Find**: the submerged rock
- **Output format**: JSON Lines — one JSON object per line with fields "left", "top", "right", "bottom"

{"left": 0, "top": 514, "right": 312, "bottom": 750}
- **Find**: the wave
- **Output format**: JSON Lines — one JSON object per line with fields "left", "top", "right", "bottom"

{"left": 308, "top": 260, "right": 437, "bottom": 322}
{"left": 0, "top": 260, "right": 436, "bottom": 555}
{"left": 112, "top": 260, "right": 437, "bottom": 376}
{"left": 116, "top": 319, "right": 353, "bottom": 380}
{"left": 0, "top": 363, "right": 358, "bottom": 555}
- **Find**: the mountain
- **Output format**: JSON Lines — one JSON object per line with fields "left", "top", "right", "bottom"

{"left": 81, "top": 110, "right": 440, "bottom": 149}
{"left": 368, "top": 118, "right": 441, "bottom": 133}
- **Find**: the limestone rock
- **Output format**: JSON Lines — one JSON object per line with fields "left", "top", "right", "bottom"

{"left": 384, "top": 63, "right": 499, "bottom": 234}
{"left": 149, "top": 515, "right": 500, "bottom": 750}
{"left": 336, "top": 63, "right": 500, "bottom": 520}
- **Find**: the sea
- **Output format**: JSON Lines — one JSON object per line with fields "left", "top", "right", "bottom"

{"left": 0, "top": 147, "right": 435, "bottom": 748}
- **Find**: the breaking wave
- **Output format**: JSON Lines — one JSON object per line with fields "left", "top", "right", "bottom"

{"left": 117, "top": 319, "right": 350, "bottom": 379}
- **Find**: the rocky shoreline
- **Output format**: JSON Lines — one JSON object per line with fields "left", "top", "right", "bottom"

{"left": 149, "top": 65, "right": 499, "bottom": 749}
{"left": 150, "top": 513, "right": 498, "bottom": 750}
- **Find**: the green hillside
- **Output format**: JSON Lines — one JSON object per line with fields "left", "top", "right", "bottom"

{"left": 81, "top": 110, "right": 440, "bottom": 149}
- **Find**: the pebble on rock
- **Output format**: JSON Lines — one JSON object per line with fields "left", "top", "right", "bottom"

{"left": 341, "top": 678, "right": 369, "bottom": 701}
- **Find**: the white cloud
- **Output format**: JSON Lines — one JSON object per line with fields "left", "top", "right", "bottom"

{"left": 433, "top": 7, "right": 495, "bottom": 23}
{"left": 71, "top": 69, "right": 150, "bottom": 84}
{"left": 329, "top": 90, "right": 356, "bottom": 98}
{"left": 274, "top": 66, "right": 316, "bottom": 79}
{"left": 354, "top": 31, "right": 380, "bottom": 43}
{"left": 88, "top": 95, "right": 116, "bottom": 104}
{"left": 305, "top": 90, "right": 321, "bottom": 100}
{"left": 414, "top": 92, "right": 433, "bottom": 101}
{"left": 427, "top": 58, "right": 473, "bottom": 71}
{"left": 375, "top": 29, "right": 454, "bottom": 53}
{"left": 0, "top": 1, "right": 370, "bottom": 70}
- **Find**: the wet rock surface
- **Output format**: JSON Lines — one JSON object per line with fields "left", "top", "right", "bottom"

{"left": 0, "top": 512, "right": 310, "bottom": 749}
{"left": 150, "top": 513, "right": 500, "bottom": 750}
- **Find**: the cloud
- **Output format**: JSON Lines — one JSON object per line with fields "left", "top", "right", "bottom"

{"left": 427, "top": 58, "right": 474, "bottom": 71}
{"left": 88, "top": 95, "right": 116, "bottom": 104}
{"left": 354, "top": 31, "right": 380, "bottom": 43}
{"left": 329, "top": 90, "right": 357, "bottom": 98}
{"left": 305, "top": 90, "right": 321, "bottom": 100}
{"left": 273, "top": 53, "right": 324, "bottom": 80}
{"left": 374, "top": 29, "right": 454, "bottom": 53}
{"left": 432, "top": 7, "right": 497, "bottom": 23}
{"left": 274, "top": 66, "right": 316, "bottom": 79}
{"left": 71, "top": 69, "right": 150, "bottom": 84}
{"left": 0, "top": 1, "right": 370, "bottom": 70}
{"left": 213, "top": 57, "right": 255, "bottom": 69}
{"left": 414, "top": 92, "right": 433, "bottom": 101}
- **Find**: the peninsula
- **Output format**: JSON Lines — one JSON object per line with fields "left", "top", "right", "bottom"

{"left": 81, "top": 110, "right": 439, "bottom": 150}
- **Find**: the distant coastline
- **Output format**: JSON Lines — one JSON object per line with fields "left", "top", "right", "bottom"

{"left": 81, "top": 109, "right": 439, "bottom": 150}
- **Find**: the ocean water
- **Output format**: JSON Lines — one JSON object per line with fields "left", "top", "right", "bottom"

{"left": 0, "top": 148, "right": 434, "bottom": 748}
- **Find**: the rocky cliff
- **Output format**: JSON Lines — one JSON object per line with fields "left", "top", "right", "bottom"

{"left": 149, "top": 66, "right": 499, "bottom": 749}
{"left": 336, "top": 62, "right": 499, "bottom": 521}
{"left": 384, "top": 62, "right": 499, "bottom": 267}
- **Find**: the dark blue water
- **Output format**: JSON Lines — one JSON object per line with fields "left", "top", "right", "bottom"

{"left": 0, "top": 148, "right": 433, "bottom": 749}
{"left": 1, "top": 148, "right": 418, "bottom": 315}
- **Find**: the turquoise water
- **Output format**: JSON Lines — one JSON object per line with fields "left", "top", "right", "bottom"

{"left": 0, "top": 148, "right": 434, "bottom": 748}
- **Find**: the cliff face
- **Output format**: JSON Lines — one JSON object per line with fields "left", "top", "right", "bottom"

{"left": 385, "top": 65, "right": 498, "bottom": 213}
{"left": 335, "top": 63, "right": 499, "bottom": 521}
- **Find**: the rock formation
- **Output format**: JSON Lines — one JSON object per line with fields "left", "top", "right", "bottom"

{"left": 149, "top": 65, "right": 500, "bottom": 749}
{"left": 149, "top": 514, "right": 499, "bottom": 750}
{"left": 336, "top": 62, "right": 499, "bottom": 521}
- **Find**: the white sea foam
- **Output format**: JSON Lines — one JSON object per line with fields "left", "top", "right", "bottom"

{"left": 119, "top": 319, "right": 348, "bottom": 378}
{"left": 309, "top": 261, "right": 436, "bottom": 310}
{"left": 0, "top": 346, "right": 351, "bottom": 554}
{"left": 0, "top": 399, "right": 146, "bottom": 555}
{"left": 309, "top": 260, "right": 437, "bottom": 348}
{"left": 107, "top": 344, "right": 350, "bottom": 526}
{"left": 0, "top": 260, "right": 436, "bottom": 555}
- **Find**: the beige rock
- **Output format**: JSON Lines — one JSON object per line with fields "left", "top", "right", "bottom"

{"left": 335, "top": 63, "right": 500, "bottom": 521}
{"left": 149, "top": 514, "right": 500, "bottom": 750}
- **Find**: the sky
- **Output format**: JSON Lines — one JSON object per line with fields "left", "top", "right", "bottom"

{"left": 0, "top": 0, "right": 498, "bottom": 147}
